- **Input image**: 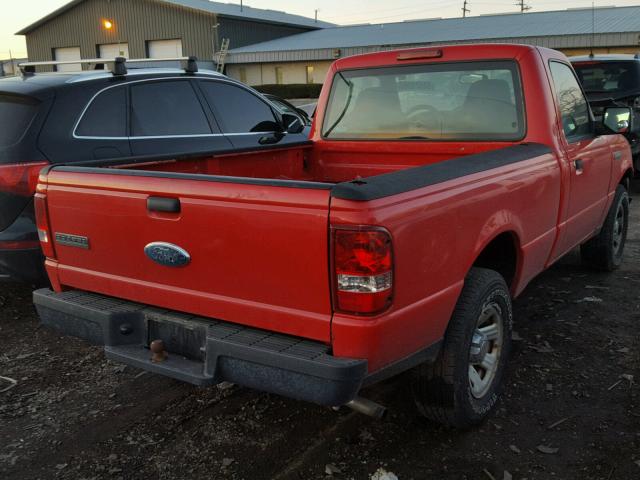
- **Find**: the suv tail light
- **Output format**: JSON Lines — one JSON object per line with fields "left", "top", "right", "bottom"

{"left": 0, "top": 162, "right": 49, "bottom": 197}
{"left": 34, "top": 191, "right": 55, "bottom": 259}
{"left": 332, "top": 227, "right": 393, "bottom": 315}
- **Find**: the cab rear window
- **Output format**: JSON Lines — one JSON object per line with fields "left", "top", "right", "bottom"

{"left": 322, "top": 61, "right": 525, "bottom": 141}
{"left": 0, "top": 94, "right": 39, "bottom": 149}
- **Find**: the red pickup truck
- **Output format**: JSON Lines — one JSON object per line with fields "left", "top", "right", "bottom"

{"left": 33, "top": 44, "right": 633, "bottom": 428}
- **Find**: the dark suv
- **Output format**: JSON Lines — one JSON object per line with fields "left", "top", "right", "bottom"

{"left": 571, "top": 54, "right": 640, "bottom": 173}
{"left": 0, "top": 63, "right": 309, "bottom": 284}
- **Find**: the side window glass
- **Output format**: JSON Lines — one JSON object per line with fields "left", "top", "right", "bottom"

{"left": 199, "top": 82, "right": 279, "bottom": 133}
{"left": 549, "top": 62, "right": 592, "bottom": 139}
{"left": 76, "top": 86, "right": 127, "bottom": 137}
{"left": 130, "top": 81, "right": 212, "bottom": 136}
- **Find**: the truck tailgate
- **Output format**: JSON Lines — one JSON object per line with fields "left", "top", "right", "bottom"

{"left": 41, "top": 168, "right": 334, "bottom": 342}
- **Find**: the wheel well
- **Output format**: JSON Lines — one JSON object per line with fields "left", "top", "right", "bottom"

{"left": 621, "top": 168, "right": 633, "bottom": 191}
{"left": 473, "top": 232, "right": 518, "bottom": 288}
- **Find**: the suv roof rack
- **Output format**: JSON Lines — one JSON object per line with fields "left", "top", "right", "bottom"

{"left": 19, "top": 56, "right": 199, "bottom": 76}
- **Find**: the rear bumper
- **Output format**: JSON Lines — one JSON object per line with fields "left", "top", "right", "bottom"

{"left": 34, "top": 288, "right": 367, "bottom": 406}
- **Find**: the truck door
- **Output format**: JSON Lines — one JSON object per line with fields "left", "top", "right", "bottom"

{"left": 548, "top": 61, "right": 612, "bottom": 254}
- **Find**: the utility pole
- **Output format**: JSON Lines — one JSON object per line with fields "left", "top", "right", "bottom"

{"left": 240, "top": 0, "right": 243, "bottom": 12}
{"left": 589, "top": 1, "right": 595, "bottom": 57}
{"left": 315, "top": 9, "right": 319, "bottom": 24}
{"left": 462, "top": 0, "right": 470, "bottom": 18}
{"left": 515, "top": 0, "right": 531, "bottom": 13}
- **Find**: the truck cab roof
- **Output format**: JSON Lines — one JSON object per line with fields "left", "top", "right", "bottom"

{"left": 331, "top": 43, "right": 550, "bottom": 71}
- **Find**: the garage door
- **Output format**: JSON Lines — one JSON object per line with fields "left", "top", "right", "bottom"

{"left": 54, "top": 47, "right": 81, "bottom": 72}
{"left": 98, "top": 43, "right": 129, "bottom": 59}
{"left": 147, "top": 39, "right": 183, "bottom": 58}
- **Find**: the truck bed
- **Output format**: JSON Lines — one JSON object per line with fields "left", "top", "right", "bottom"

{"left": 95, "top": 141, "right": 511, "bottom": 184}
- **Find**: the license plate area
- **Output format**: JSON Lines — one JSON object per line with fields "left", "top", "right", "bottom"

{"left": 147, "top": 313, "right": 211, "bottom": 362}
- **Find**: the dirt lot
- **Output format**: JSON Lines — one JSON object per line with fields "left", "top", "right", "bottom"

{"left": 1, "top": 186, "right": 639, "bottom": 480}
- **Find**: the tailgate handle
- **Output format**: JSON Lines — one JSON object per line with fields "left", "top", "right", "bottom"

{"left": 147, "top": 197, "right": 180, "bottom": 213}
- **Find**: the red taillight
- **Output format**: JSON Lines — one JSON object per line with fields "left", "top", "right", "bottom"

{"left": 333, "top": 227, "right": 393, "bottom": 315}
{"left": 34, "top": 192, "right": 55, "bottom": 259}
{"left": 0, "top": 240, "right": 41, "bottom": 250}
{"left": 0, "top": 162, "right": 48, "bottom": 196}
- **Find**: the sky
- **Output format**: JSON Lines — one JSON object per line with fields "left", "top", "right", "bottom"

{"left": 2, "top": 0, "right": 640, "bottom": 59}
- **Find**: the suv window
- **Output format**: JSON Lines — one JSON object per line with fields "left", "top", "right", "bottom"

{"left": 199, "top": 82, "right": 279, "bottom": 133}
{"left": 131, "top": 81, "right": 212, "bottom": 137}
{"left": 322, "top": 61, "right": 524, "bottom": 141}
{"left": 573, "top": 61, "right": 640, "bottom": 94}
{"left": 0, "top": 94, "right": 39, "bottom": 149}
{"left": 76, "top": 86, "right": 127, "bottom": 138}
{"left": 549, "top": 62, "right": 592, "bottom": 139}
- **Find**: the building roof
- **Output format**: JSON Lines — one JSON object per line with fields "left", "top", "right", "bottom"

{"left": 228, "top": 5, "right": 640, "bottom": 56}
{"left": 165, "top": 0, "right": 333, "bottom": 27}
{"left": 17, "top": 0, "right": 332, "bottom": 35}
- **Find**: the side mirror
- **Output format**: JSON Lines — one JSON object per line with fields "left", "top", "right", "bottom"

{"left": 603, "top": 107, "right": 632, "bottom": 134}
{"left": 283, "top": 113, "right": 305, "bottom": 134}
{"left": 295, "top": 108, "right": 311, "bottom": 124}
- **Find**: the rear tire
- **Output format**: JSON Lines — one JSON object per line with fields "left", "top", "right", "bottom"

{"left": 412, "top": 267, "right": 512, "bottom": 429}
{"left": 580, "top": 185, "right": 629, "bottom": 271}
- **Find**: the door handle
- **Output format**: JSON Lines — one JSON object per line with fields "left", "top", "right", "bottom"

{"left": 574, "top": 159, "right": 584, "bottom": 173}
{"left": 147, "top": 197, "right": 180, "bottom": 213}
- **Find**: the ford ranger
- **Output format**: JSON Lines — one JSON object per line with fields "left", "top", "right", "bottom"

{"left": 33, "top": 44, "right": 633, "bottom": 428}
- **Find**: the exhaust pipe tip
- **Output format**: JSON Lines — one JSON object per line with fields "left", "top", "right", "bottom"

{"left": 345, "top": 396, "right": 387, "bottom": 419}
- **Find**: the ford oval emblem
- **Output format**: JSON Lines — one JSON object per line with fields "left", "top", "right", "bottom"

{"left": 144, "top": 242, "right": 191, "bottom": 267}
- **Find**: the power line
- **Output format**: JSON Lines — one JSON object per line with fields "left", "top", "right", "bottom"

{"left": 340, "top": 5, "right": 462, "bottom": 25}
{"left": 322, "top": 0, "right": 459, "bottom": 21}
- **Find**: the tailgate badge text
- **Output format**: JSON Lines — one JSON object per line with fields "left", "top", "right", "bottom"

{"left": 55, "top": 233, "right": 90, "bottom": 249}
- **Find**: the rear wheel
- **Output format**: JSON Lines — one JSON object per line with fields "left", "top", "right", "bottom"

{"left": 580, "top": 185, "right": 629, "bottom": 271}
{"left": 412, "top": 268, "right": 512, "bottom": 429}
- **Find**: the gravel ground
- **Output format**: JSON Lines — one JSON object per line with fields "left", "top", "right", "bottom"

{"left": 1, "top": 184, "right": 639, "bottom": 480}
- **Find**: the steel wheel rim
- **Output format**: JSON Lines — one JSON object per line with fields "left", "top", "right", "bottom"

{"left": 468, "top": 302, "right": 504, "bottom": 399}
{"left": 612, "top": 201, "right": 625, "bottom": 256}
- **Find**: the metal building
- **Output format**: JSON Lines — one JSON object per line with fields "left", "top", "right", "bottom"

{"left": 225, "top": 5, "right": 640, "bottom": 86}
{"left": 17, "top": 0, "right": 331, "bottom": 71}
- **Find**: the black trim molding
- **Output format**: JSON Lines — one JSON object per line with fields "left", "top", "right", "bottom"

{"left": 330, "top": 143, "right": 553, "bottom": 201}
{"left": 51, "top": 165, "right": 334, "bottom": 191}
